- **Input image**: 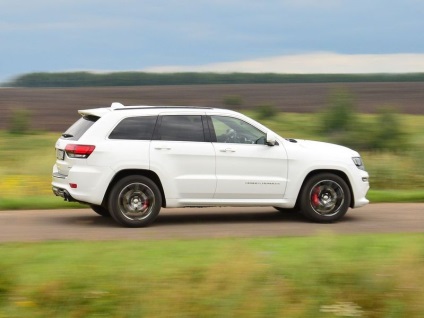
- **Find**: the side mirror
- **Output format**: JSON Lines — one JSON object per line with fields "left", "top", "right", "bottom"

{"left": 266, "top": 132, "right": 277, "bottom": 146}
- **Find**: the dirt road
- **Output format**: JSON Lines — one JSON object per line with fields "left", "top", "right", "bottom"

{"left": 0, "top": 203, "right": 422, "bottom": 242}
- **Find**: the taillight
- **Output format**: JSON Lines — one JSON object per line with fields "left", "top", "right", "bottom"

{"left": 65, "top": 144, "right": 96, "bottom": 158}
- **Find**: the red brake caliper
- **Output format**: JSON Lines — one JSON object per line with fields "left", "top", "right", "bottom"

{"left": 142, "top": 199, "right": 149, "bottom": 210}
{"left": 311, "top": 187, "right": 320, "bottom": 207}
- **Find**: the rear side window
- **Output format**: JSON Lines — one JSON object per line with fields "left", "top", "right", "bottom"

{"left": 62, "top": 115, "right": 98, "bottom": 141}
{"left": 157, "top": 115, "right": 205, "bottom": 142}
{"left": 109, "top": 116, "right": 157, "bottom": 140}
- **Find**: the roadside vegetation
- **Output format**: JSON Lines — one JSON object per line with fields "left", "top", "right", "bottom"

{"left": 1, "top": 88, "right": 423, "bottom": 210}
{"left": 0, "top": 234, "right": 423, "bottom": 317}
{"left": 247, "top": 89, "right": 424, "bottom": 195}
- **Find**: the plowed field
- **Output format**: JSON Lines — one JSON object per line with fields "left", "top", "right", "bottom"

{"left": 1, "top": 82, "right": 423, "bottom": 131}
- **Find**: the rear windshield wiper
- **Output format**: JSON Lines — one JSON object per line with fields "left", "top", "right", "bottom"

{"left": 62, "top": 133, "right": 74, "bottom": 138}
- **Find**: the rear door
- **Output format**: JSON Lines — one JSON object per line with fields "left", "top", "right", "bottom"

{"left": 149, "top": 114, "right": 216, "bottom": 201}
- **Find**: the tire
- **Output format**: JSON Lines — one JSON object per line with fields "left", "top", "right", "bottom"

{"left": 108, "top": 175, "right": 162, "bottom": 227}
{"left": 90, "top": 204, "right": 111, "bottom": 217}
{"left": 299, "top": 173, "right": 351, "bottom": 223}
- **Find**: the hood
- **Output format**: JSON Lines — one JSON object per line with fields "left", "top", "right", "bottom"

{"left": 287, "top": 139, "right": 359, "bottom": 157}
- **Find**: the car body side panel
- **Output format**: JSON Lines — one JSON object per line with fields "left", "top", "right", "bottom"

{"left": 213, "top": 143, "right": 288, "bottom": 200}
{"left": 149, "top": 140, "right": 216, "bottom": 200}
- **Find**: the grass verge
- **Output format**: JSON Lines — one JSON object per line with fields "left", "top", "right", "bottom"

{"left": 0, "top": 233, "right": 423, "bottom": 317}
{"left": 368, "top": 189, "right": 424, "bottom": 203}
{"left": 0, "top": 196, "right": 83, "bottom": 210}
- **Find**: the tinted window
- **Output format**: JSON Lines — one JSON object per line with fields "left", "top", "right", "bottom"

{"left": 158, "top": 115, "right": 205, "bottom": 142}
{"left": 109, "top": 116, "right": 157, "bottom": 140}
{"left": 211, "top": 116, "right": 266, "bottom": 144}
{"left": 62, "top": 115, "right": 98, "bottom": 141}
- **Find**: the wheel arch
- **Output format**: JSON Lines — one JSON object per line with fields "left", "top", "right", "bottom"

{"left": 102, "top": 169, "right": 166, "bottom": 208}
{"left": 296, "top": 169, "right": 354, "bottom": 208}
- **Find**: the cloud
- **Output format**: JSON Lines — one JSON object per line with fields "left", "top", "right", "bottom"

{"left": 143, "top": 52, "right": 424, "bottom": 74}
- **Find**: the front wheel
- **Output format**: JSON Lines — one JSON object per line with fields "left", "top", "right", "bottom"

{"left": 108, "top": 175, "right": 162, "bottom": 227}
{"left": 299, "top": 173, "right": 351, "bottom": 223}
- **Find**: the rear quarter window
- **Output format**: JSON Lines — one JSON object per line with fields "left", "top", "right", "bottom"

{"left": 62, "top": 115, "right": 99, "bottom": 141}
{"left": 109, "top": 116, "right": 157, "bottom": 140}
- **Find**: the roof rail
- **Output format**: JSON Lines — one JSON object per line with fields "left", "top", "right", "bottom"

{"left": 114, "top": 106, "right": 214, "bottom": 111}
{"left": 111, "top": 102, "right": 125, "bottom": 110}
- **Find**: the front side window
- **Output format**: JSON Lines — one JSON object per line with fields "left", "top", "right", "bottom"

{"left": 211, "top": 116, "right": 266, "bottom": 144}
{"left": 157, "top": 115, "right": 205, "bottom": 142}
{"left": 109, "top": 116, "right": 157, "bottom": 140}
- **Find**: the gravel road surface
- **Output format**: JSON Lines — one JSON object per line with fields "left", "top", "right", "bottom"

{"left": 0, "top": 203, "right": 423, "bottom": 242}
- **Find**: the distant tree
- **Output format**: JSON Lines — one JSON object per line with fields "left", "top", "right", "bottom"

{"left": 320, "top": 88, "right": 358, "bottom": 134}
{"left": 372, "top": 107, "right": 406, "bottom": 151}
{"left": 9, "top": 108, "right": 31, "bottom": 135}
{"left": 256, "top": 102, "right": 278, "bottom": 120}
{"left": 318, "top": 89, "right": 366, "bottom": 149}
{"left": 320, "top": 90, "right": 409, "bottom": 151}
{"left": 6, "top": 72, "right": 424, "bottom": 88}
{"left": 223, "top": 95, "right": 243, "bottom": 109}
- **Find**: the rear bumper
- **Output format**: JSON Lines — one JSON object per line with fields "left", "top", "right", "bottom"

{"left": 52, "top": 186, "right": 78, "bottom": 202}
{"left": 52, "top": 164, "right": 113, "bottom": 205}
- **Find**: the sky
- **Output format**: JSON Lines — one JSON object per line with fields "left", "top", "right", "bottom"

{"left": 1, "top": 0, "right": 424, "bottom": 83}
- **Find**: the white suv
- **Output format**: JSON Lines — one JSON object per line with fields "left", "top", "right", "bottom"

{"left": 52, "top": 103, "right": 369, "bottom": 227}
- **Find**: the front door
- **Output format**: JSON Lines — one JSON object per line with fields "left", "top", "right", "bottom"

{"left": 210, "top": 115, "right": 288, "bottom": 200}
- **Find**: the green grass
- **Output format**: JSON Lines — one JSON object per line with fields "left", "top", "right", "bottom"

{"left": 368, "top": 189, "right": 424, "bottom": 203}
{"left": 0, "top": 234, "right": 423, "bottom": 317}
{"left": 0, "top": 196, "right": 83, "bottom": 210}
{"left": 0, "top": 131, "right": 56, "bottom": 176}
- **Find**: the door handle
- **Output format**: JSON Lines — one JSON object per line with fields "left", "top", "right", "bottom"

{"left": 220, "top": 148, "right": 236, "bottom": 153}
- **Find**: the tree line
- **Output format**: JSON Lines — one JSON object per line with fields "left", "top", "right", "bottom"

{"left": 5, "top": 72, "right": 424, "bottom": 87}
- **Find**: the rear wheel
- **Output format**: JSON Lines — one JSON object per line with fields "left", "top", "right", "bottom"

{"left": 90, "top": 204, "right": 110, "bottom": 217}
{"left": 299, "top": 173, "right": 350, "bottom": 223}
{"left": 108, "top": 175, "right": 162, "bottom": 227}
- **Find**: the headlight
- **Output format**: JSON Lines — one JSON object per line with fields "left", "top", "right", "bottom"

{"left": 352, "top": 157, "right": 365, "bottom": 170}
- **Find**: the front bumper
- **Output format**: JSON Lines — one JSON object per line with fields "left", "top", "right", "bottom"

{"left": 352, "top": 170, "right": 370, "bottom": 208}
